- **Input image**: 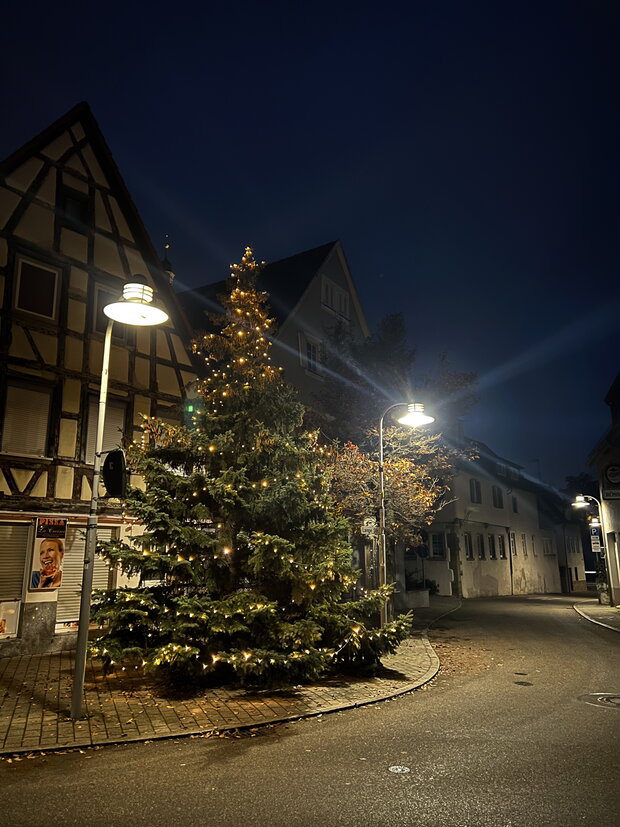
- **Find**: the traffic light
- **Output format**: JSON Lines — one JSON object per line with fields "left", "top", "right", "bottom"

{"left": 101, "top": 449, "right": 127, "bottom": 498}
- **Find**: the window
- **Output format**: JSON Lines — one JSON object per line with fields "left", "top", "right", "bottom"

{"left": 488, "top": 535, "right": 497, "bottom": 559}
{"left": 299, "top": 333, "right": 322, "bottom": 375}
{"left": 430, "top": 533, "right": 445, "bottom": 558}
{"left": 543, "top": 537, "right": 554, "bottom": 556}
{"left": 512, "top": 496, "right": 518, "bottom": 513}
{"left": 306, "top": 341, "right": 319, "bottom": 374}
{"left": 93, "top": 284, "right": 125, "bottom": 337}
{"left": 532, "top": 535, "right": 537, "bottom": 556}
{"left": 2, "top": 385, "right": 51, "bottom": 456}
{"left": 321, "top": 277, "right": 350, "bottom": 320}
{"left": 492, "top": 485, "right": 504, "bottom": 509}
{"left": 0, "top": 523, "right": 31, "bottom": 601}
{"left": 476, "top": 534, "right": 485, "bottom": 560}
{"left": 464, "top": 532, "right": 474, "bottom": 560}
{"left": 59, "top": 186, "right": 91, "bottom": 234}
{"left": 85, "top": 399, "right": 126, "bottom": 464}
{"left": 498, "top": 535, "right": 507, "bottom": 559}
{"left": 521, "top": 533, "right": 528, "bottom": 557}
{"left": 15, "top": 258, "right": 59, "bottom": 320}
{"left": 496, "top": 463, "right": 507, "bottom": 477}
{"left": 156, "top": 403, "right": 181, "bottom": 426}
{"left": 430, "top": 533, "right": 446, "bottom": 559}
{"left": 510, "top": 532, "right": 517, "bottom": 557}
{"left": 469, "top": 478, "right": 482, "bottom": 504}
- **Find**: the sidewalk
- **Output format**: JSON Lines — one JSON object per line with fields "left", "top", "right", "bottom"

{"left": 0, "top": 598, "right": 459, "bottom": 756}
{"left": 572, "top": 597, "right": 620, "bottom": 632}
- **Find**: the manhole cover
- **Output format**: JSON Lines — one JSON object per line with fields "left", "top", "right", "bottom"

{"left": 388, "top": 765, "right": 411, "bottom": 774}
{"left": 578, "top": 693, "right": 620, "bottom": 709}
{"left": 514, "top": 681, "right": 533, "bottom": 686}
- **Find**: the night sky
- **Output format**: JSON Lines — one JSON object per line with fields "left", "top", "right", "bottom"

{"left": 2, "top": 1, "right": 618, "bottom": 488}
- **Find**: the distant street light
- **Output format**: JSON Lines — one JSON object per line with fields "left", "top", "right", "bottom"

{"left": 70, "top": 281, "right": 168, "bottom": 720}
{"left": 571, "top": 493, "right": 612, "bottom": 603}
{"left": 378, "top": 402, "right": 434, "bottom": 626}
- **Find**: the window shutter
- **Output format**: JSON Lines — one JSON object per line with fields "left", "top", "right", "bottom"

{"left": 0, "top": 523, "right": 30, "bottom": 600}
{"left": 55, "top": 526, "right": 113, "bottom": 624}
{"left": 2, "top": 386, "right": 51, "bottom": 456}
{"left": 85, "top": 401, "right": 126, "bottom": 464}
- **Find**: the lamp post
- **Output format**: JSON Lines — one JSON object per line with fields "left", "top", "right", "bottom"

{"left": 378, "top": 402, "right": 434, "bottom": 626}
{"left": 571, "top": 493, "right": 612, "bottom": 603}
{"left": 70, "top": 281, "right": 168, "bottom": 720}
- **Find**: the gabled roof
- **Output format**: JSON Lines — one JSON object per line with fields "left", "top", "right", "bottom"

{"left": 0, "top": 102, "right": 194, "bottom": 341}
{"left": 178, "top": 241, "right": 339, "bottom": 331}
{"left": 177, "top": 240, "right": 370, "bottom": 340}
{"left": 259, "top": 241, "right": 338, "bottom": 324}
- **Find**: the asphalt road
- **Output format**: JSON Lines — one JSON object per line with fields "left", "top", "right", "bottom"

{"left": 1, "top": 596, "right": 618, "bottom": 827}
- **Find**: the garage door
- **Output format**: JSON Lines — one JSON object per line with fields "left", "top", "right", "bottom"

{"left": 0, "top": 523, "right": 31, "bottom": 600}
{"left": 56, "top": 526, "right": 115, "bottom": 624}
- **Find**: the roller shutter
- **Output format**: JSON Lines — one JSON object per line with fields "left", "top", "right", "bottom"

{"left": 0, "top": 523, "right": 30, "bottom": 600}
{"left": 56, "top": 526, "right": 114, "bottom": 624}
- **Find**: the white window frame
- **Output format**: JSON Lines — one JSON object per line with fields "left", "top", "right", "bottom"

{"left": 510, "top": 532, "right": 517, "bottom": 557}
{"left": 476, "top": 533, "right": 485, "bottom": 560}
{"left": 488, "top": 534, "right": 497, "bottom": 560}
{"left": 15, "top": 257, "right": 60, "bottom": 321}
{"left": 430, "top": 533, "right": 446, "bottom": 559}
{"left": 321, "top": 276, "right": 350, "bottom": 320}
{"left": 498, "top": 534, "right": 507, "bottom": 559}
{"left": 521, "top": 533, "right": 528, "bottom": 557}
{"left": 299, "top": 332, "right": 323, "bottom": 377}
{"left": 543, "top": 537, "right": 554, "bottom": 556}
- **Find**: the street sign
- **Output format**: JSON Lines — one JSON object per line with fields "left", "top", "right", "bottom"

{"left": 361, "top": 517, "right": 377, "bottom": 536}
{"left": 603, "top": 465, "right": 620, "bottom": 499}
{"left": 590, "top": 526, "right": 601, "bottom": 554}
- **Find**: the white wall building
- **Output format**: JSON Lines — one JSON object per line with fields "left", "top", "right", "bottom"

{"left": 394, "top": 440, "right": 586, "bottom": 606}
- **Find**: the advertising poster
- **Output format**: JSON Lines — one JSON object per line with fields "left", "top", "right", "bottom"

{"left": 28, "top": 518, "right": 68, "bottom": 591}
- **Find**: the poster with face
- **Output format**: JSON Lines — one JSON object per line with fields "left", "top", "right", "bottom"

{"left": 29, "top": 518, "right": 68, "bottom": 591}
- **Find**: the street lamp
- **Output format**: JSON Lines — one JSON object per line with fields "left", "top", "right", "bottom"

{"left": 70, "top": 281, "right": 168, "bottom": 720}
{"left": 378, "top": 402, "right": 434, "bottom": 626}
{"left": 571, "top": 493, "right": 611, "bottom": 602}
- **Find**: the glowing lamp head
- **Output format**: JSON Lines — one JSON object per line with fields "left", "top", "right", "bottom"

{"left": 103, "top": 280, "right": 169, "bottom": 326}
{"left": 397, "top": 402, "right": 435, "bottom": 427}
{"left": 571, "top": 495, "right": 588, "bottom": 509}
{"left": 589, "top": 516, "right": 601, "bottom": 527}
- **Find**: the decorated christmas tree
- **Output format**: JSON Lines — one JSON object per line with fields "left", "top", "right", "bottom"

{"left": 90, "top": 248, "right": 411, "bottom": 686}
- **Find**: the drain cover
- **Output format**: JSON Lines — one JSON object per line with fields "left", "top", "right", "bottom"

{"left": 578, "top": 693, "right": 620, "bottom": 709}
{"left": 388, "top": 766, "right": 411, "bottom": 774}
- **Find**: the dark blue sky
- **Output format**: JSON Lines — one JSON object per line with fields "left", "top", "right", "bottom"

{"left": 3, "top": 0, "right": 618, "bottom": 488}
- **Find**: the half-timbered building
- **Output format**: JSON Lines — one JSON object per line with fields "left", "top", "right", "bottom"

{"left": 0, "top": 104, "right": 196, "bottom": 654}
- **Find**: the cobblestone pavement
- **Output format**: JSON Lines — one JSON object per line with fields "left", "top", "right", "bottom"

{"left": 0, "top": 634, "right": 441, "bottom": 755}
{"left": 4, "top": 595, "right": 613, "bottom": 756}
